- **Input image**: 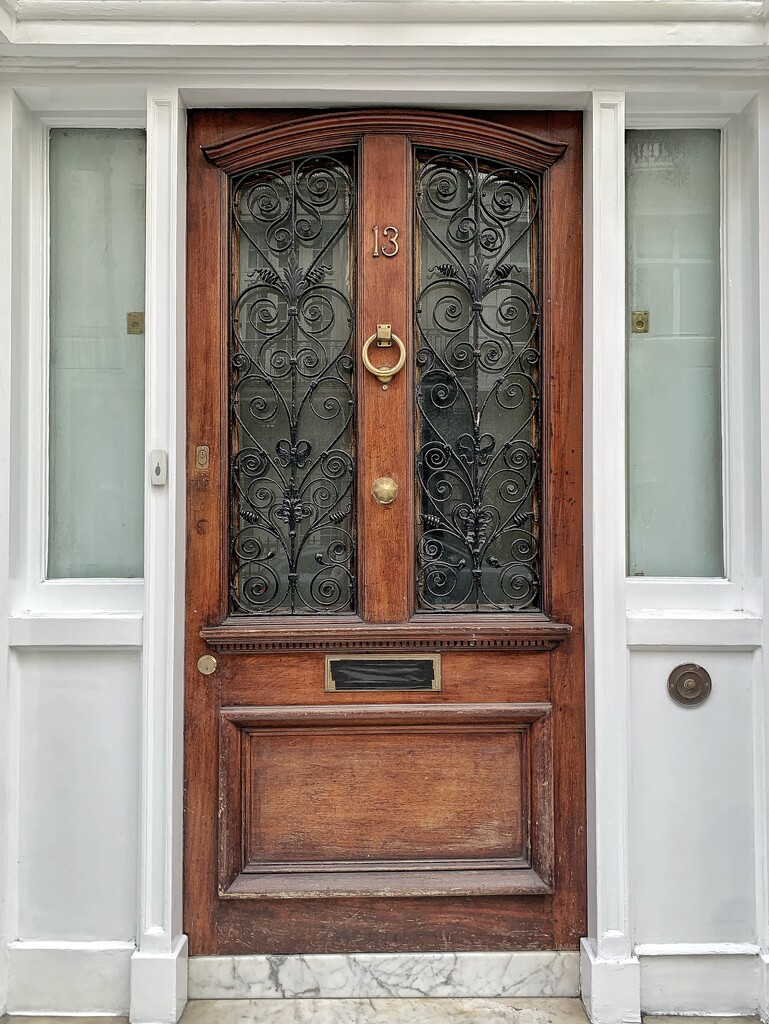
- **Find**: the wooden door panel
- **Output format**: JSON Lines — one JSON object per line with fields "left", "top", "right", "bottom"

{"left": 216, "top": 895, "right": 555, "bottom": 953}
{"left": 219, "top": 703, "right": 553, "bottom": 899}
{"left": 218, "top": 650, "right": 552, "bottom": 705}
{"left": 245, "top": 727, "right": 525, "bottom": 863}
{"left": 185, "top": 108, "right": 585, "bottom": 955}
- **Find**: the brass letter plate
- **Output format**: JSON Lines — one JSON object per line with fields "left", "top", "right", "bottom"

{"left": 325, "top": 654, "right": 441, "bottom": 692}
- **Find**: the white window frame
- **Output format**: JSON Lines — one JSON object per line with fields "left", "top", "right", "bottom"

{"left": 625, "top": 110, "right": 759, "bottom": 616}
{"left": 15, "top": 113, "right": 147, "bottom": 615}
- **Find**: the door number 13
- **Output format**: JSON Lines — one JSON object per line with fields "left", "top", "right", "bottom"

{"left": 372, "top": 225, "right": 399, "bottom": 258}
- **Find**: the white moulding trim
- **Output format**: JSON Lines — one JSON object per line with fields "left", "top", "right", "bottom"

{"left": 757, "top": 83, "right": 769, "bottom": 1019}
{"left": 7, "top": 0, "right": 769, "bottom": 25}
{"left": 0, "top": 84, "right": 21, "bottom": 1019}
{"left": 8, "top": 612, "right": 143, "bottom": 648}
{"left": 626, "top": 611, "right": 762, "bottom": 650}
{"left": 130, "top": 935, "right": 187, "bottom": 1024}
{"left": 580, "top": 939, "right": 641, "bottom": 1024}
{"left": 133, "top": 87, "right": 187, "bottom": 1024}
{"left": 10, "top": 24, "right": 768, "bottom": 52}
{"left": 584, "top": 90, "right": 634, "bottom": 966}
{"left": 7, "top": 940, "right": 134, "bottom": 1016}
{"left": 639, "top": 948, "right": 760, "bottom": 1015}
{"left": 760, "top": 950, "right": 769, "bottom": 1024}
{"left": 635, "top": 942, "right": 760, "bottom": 956}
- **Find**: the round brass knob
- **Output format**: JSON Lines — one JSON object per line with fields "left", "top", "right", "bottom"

{"left": 197, "top": 654, "right": 218, "bottom": 676}
{"left": 371, "top": 476, "right": 399, "bottom": 506}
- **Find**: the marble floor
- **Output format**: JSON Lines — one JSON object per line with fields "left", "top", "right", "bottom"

{"left": 0, "top": 1011, "right": 761, "bottom": 1024}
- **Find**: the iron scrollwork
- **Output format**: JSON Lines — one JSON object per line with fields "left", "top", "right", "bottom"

{"left": 415, "top": 150, "right": 542, "bottom": 612}
{"left": 230, "top": 153, "right": 357, "bottom": 614}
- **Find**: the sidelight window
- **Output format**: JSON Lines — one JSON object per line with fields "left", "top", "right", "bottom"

{"left": 47, "top": 127, "right": 146, "bottom": 579}
{"left": 625, "top": 128, "right": 724, "bottom": 578}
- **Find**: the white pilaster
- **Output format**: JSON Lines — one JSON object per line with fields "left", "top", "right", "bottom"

{"left": 0, "top": 85, "right": 16, "bottom": 1021}
{"left": 0, "top": 86, "right": 31, "bottom": 1019}
{"left": 130, "top": 88, "right": 188, "bottom": 1024}
{"left": 756, "top": 83, "right": 769, "bottom": 1024}
{"left": 581, "top": 91, "right": 640, "bottom": 1024}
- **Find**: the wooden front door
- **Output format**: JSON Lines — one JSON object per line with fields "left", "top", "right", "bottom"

{"left": 185, "top": 109, "right": 584, "bottom": 954}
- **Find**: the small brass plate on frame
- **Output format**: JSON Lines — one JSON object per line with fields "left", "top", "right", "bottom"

{"left": 325, "top": 653, "right": 441, "bottom": 693}
{"left": 127, "top": 312, "right": 145, "bottom": 335}
{"left": 667, "top": 663, "right": 711, "bottom": 708}
{"left": 631, "top": 310, "right": 649, "bottom": 334}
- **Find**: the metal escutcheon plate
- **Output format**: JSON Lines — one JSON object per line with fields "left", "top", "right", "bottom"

{"left": 197, "top": 654, "right": 218, "bottom": 676}
{"left": 667, "top": 663, "right": 711, "bottom": 708}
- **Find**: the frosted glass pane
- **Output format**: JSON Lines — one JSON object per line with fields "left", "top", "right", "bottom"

{"left": 626, "top": 129, "right": 724, "bottom": 578}
{"left": 48, "top": 128, "right": 145, "bottom": 578}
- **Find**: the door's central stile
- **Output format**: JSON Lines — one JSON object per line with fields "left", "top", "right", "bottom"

{"left": 359, "top": 134, "right": 413, "bottom": 623}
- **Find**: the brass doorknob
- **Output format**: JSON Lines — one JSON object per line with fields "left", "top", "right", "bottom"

{"left": 371, "top": 477, "right": 398, "bottom": 506}
{"left": 197, "top": 654, "right": 218, "bottom": 676}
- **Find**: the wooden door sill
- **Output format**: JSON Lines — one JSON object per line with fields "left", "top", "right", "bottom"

{"left": 221, "top": 868, "right": 552, "bottom": 899}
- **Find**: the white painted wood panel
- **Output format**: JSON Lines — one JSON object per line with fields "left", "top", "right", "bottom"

{"left": 16, "top": 649, "right": 140, "bottom": 941}
{"left": 630, "top": 649, "right": 756, "bottom": 945}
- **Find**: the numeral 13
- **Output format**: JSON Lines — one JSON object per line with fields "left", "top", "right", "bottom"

{"left": 372, "top": 225, "right": 399, "bottom": 258}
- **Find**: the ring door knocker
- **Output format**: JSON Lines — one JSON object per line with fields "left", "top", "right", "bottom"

{"left": 361, "top": 323, "right": 406, "bottom": 390}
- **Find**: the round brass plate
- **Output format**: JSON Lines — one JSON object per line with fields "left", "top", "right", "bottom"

{"left": 667, "top": 663, "right": 711, "bottom": 708}
{"left": 197, "top": 654, "right": 218, "bottom": 676}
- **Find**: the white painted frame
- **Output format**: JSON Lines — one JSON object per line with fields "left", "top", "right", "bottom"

{"left": 130, "top": 89, "right": 188, "bottom": 1024}
{"left": 12, "top": 112, "right": 147, "bottom": 629}
{"left": 625, "top": 110, "right": 760, "bottom": 616}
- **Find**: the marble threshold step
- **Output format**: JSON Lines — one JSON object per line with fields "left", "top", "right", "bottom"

{"left": 181, "top": 998, "right": 588, "bottom": 1023}
{"left": 0, "top": 1011, "right": 761, "bottom": 1024}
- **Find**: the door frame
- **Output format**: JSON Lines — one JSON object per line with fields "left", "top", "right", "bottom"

{"left": 129, "top": 86, "right": 634, "bottom": 1018}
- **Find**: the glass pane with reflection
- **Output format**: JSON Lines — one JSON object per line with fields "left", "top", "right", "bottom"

{"left": 626, "top": 129, "right": 724, "bottom": 578}
{"left": 48, "top": 127, "right": 146, "bottom": 579}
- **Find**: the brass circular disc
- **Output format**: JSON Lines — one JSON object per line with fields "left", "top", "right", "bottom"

{"left": 197, "top": 654, "right": 218, "bottom": 676}
{"left": 667, "top": 663, "right": 711, "bottom": 708}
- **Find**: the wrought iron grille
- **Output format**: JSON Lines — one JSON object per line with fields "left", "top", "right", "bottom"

{"left": 414, "top": 149, "right": 542, "bottom": 612}
{"left": 229, "top": 153, "right": 357, "bottom": 614}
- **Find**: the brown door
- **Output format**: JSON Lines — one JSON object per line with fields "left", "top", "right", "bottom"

{"left": 185, "top": 108, "right": 585, "bottom": 954}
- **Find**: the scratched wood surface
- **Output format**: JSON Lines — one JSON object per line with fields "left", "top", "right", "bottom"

{"left": 184, "top": 108, "right": 585, "bottom": 954}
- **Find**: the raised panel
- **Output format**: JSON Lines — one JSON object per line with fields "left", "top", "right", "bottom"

{"left": 219, "top": 702, "right": 553, "bottom": 898}
{"left": 245, "top": 725, "right": 525, "bottom": 865}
